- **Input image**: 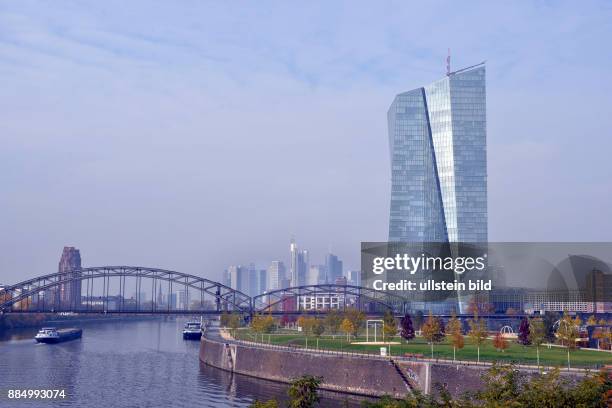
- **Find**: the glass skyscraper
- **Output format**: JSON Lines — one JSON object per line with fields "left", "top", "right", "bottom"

{"left": 388, "top": 64, "right": 487, "bottom": 243}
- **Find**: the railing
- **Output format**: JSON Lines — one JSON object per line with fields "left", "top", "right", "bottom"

{"left": 210, "top": 330, "right": 605, "bottom": 373}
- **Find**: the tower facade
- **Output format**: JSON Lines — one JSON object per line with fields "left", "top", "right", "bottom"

{"left": 267, "top": 261, "right": 286, "bottom": 291}
{"left": 325, "top": 253, "right": 343, "bottom": 284}
{"left": 388, "top": 64, "right": 487, "bottom": 243}
{"left": 58, "top": 246, "right": 82, "bottom": 307}
{"left": 289, "top": 238, "right": 308, "bottom": 287}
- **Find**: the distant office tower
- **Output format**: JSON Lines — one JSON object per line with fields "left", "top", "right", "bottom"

{"left": 267, "top": 261, "right": 286, "bottom": 291}
{"left": 297, "top": 250, "right": 309, "bottom": 286}
{"left": 289, "top": 238, "right": 309, "bottom": 287}
{"left": 307, "top": 265, "right": 325, "bottom": 286}
{"left": 280, "top": 277, "right": 292, "bottom": 289}
{"left": 258, "top": 269, "right": 267, "bottom": 295}
{"left": 247, "top": 263, "right": 259, "bottom": 297}
{"left": 290, "top": 238, "right": 298, "bottom": 286}
{"left": 325, "top": 253, "right": 343, "bottom": 284}
{"left": 157, "top": 285, "right": 164, "bottom": 306}
{"left": 347, "top": 270, "right": 361, "bottom": 286}
{"left": 177, "top": 290, "right": 189, "bottom": 310}
{"left": 388, "top": 64, "right": 487, "bottom": 243}
{"left": 228, "top": 265, "right": 248, "bottom": 294}
{"left": 58, "top": 246, "right": 82, "bottom": 307}
{"left": 167, "top": 292, "right": 177, "bottom": 309}
{"left": 222, "top": 269, "right": 231, "bottom": 287}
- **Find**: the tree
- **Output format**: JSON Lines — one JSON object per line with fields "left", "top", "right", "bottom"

{"left": 446, "top": 311, "right": 463, "bottom": 362}
{"left": 263, "top": 315, "right": 275, "bottom": 332}
{"left": 476, "top": 363, "right": 520, "bottom": 405}
{"left": 493, "top": 332, "right": 508, "bottom": 352}
{"left": 340, "top": 318, "right": 354, "bottom": 342}
{"left": 297, "top": 316, "right": 315, "bottom": 335}
{"left": 399, "top": 314, "right": 415, "bottom": 342}
{"left": 543, "top": 311, "right": 560, "bottom": 342}
{"left": 252, "top": 314, "right": 276, "bottom": 341}
{"left": 556, "top": 314, "right": 580, "bottom": 370}
{"left": 586, "top": 315, "right": 597, "bottom": 326}
{"left": 381, "top": 310, "right": 397, "bottom": 357}
{"left": 529, "top": 318, "right": 547, "bottom": 367}
{"left": 280, "top": 314, "right": 295, "bottom": 328}
{"left": 413, "top": 310, "right": 424, "bottom": 332}
{"left": 311, "top": 319, "right": 325, "bottom": 349}
{"left": 421, "top": 311, "right": 442, "bottom": 359}
{"left": 260, "top": 364, "right": 612, "bottom": 407}
{"left": 287, "top": 375, "right": 322, "bottom": 408}
{"left": 593, "top": 327, "right": 612, "bottom": 350}
{"left": 382, "top": 310, "right": 397, "bottom": 342}
{"left": 467, "top": 298, "right": 481, "bottom": 315}
{"left": 565, "top": 368, "right": 612, "bottom": 407}
{"left": 517, "top": 316, "right": 531, "bottom": 345}
{"left": 446, "top": 310, "right": 461, "bottom": 334}
{"left": 468, "top": 312, "right": 488, "bottom": 363}
{"left": 433, "top": 318, "right": 445, "bottom": 343}
{"left": 220, "top": 312, "right": 230, "bottom": 327}
{"left": 227, "top": 313, "right": 241, "bottom": 337}
{"left": 451, "top": 332, "right": 465, "bottom": 363}
{"left": 344, "top": 309, "right": 365, "bottom": 336}
{"left": 323, "top": 310, "right": 342, "bottom": 335}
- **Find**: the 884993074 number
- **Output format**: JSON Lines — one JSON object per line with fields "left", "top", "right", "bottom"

{"left": 7, "top": 389, "right": 67, "bottom": 399}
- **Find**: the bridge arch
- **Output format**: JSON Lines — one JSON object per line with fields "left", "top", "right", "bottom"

{"left": 252, "top": 284, "right": 407, "bottom": 314}
{"left": 0, "top": 266, "right": 251, "bottom": 314}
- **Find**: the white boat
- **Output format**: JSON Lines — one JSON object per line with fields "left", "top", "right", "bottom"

{"left": 35, "top": 327, "right": 82, "bottom": 344}
{"left": 182, "top": 321, "right": 202, "bottom": 340}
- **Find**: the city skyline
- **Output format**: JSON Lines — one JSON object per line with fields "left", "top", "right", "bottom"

{"left": 225, "top": 237, "right": 356, "bottom": 295}
{"left": 2, "top": 2, "right": 612, "bottom": 285}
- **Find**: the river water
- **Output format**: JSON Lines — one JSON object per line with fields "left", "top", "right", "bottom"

{"left": 0, "top": 318, "right": 367, "bottom": 407}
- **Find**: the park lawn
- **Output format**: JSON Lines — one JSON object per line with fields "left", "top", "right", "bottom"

{"left": 233, "top": 329, "right": 612, "bottom": 369}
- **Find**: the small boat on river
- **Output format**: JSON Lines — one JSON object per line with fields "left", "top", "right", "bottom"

{"left": 182, "top": 321, "right": 202, "bottom": 340}
{"left": 35, "top": 327, "right": 82, "bottom": 344}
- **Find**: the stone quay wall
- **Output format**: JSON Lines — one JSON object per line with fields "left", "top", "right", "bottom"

{"left": 199, "top": 335, "right": 428, "bottom": 398}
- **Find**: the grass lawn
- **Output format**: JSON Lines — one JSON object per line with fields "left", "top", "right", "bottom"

{"left": 233, "top": 329, "right": 612, "bottom": 369}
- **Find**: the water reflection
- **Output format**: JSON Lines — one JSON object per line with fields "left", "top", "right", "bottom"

{"left": 0, "top": 318, "right": 370, "bottom": 407}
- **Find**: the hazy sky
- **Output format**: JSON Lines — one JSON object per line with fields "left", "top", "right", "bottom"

{"left": 1, "top": 1, "right": 611, "bottom": 284}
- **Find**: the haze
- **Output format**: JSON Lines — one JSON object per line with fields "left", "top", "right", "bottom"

{"left": 1, "top": 1, "right": 611, "bottom": 284}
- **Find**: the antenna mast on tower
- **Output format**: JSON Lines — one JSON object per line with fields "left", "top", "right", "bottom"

{"left": 446, "top": 48, "right": 451, "bottom": 76}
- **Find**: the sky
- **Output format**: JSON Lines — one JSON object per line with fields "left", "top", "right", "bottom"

{"left": 1, "top": 1, "right": 611, "bottom": 284}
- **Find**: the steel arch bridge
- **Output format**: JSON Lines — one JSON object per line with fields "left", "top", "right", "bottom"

{"left": 0, "top": 269, "right": 411, "bottom": 316}
{"left": 252, "top": 284, "right": 408, "bottom": 315}
{"left": 0, "top": 266, "right": 251, "bottom": 314}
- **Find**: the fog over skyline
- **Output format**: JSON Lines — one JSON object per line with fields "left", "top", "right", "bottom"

{"left": 1, "top": 1, "right": 611, "bottom": 284}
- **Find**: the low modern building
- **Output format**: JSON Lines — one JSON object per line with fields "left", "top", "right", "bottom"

{"left": 299, "top": 292, "right": 344, "bottom": 311}
{"left": 525, "top": 290, "right": 594, "bottom": 313}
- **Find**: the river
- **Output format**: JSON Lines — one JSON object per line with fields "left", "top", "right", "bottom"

{"left": 0, "top": 317, "right": 368, "bottom": 407}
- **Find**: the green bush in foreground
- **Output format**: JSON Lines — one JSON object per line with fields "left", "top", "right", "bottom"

{"left": 364, "top": 363, "right": 612, "bottom": 408}
{"left": 250, "top": 375, "right": 322, "bottom": 408}
{"left": 250, "top": 365, "right": 612, "bottom": 408}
